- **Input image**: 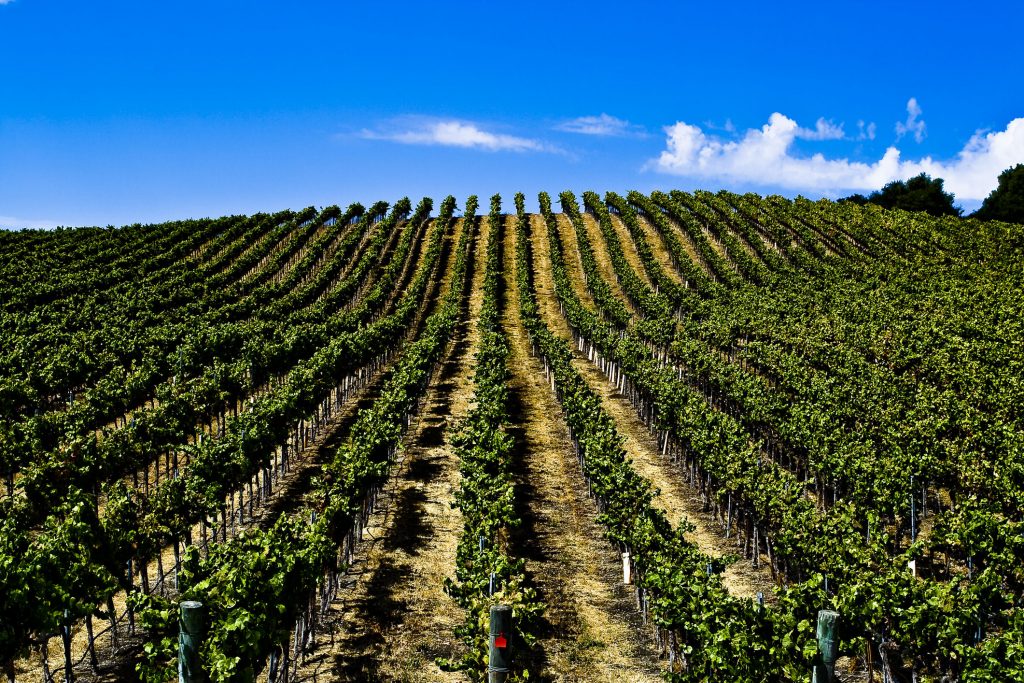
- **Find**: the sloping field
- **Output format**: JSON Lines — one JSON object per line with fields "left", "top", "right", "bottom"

{"left": 2, "top": 191, "right": 1023, "bottom": 682}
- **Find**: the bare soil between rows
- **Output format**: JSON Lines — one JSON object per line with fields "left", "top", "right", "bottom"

{"left": 533, "top": 213, "right": 776, "bottom": 601}
{"left": 505, "top": 216, "right": 663, "bottom": 682}
{"left": 292, "top": 216, "right": 483, "bottom": 682}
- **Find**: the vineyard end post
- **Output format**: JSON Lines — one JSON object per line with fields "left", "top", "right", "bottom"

{"left": 487, "top": 604, "right": 512, "bottom": 683}
{"left": 179, "top": 600, "right": 205, "bottom": 683}
{"left": 813, "top": 609, "right": 839, "bottom": 683}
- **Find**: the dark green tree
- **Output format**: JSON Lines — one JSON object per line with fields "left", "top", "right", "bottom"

{"left": 840, "top": 193, "right": 870, "bottom": 206}
{"left": 973, "top": 164, "right": 1024, "bottom": 223}
{"left": 869, "top": 173, "right": 962, "bottom": 216}
{"left": 842, "top": 173, "right": 961, "bottom": 217}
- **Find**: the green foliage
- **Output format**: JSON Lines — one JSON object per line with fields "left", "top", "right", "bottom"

{"left": 129, "top": 194, "right": 475, "bottom": 680}
{"left": 974, "top": 164, "right": 1024, "bottom": 224}
{"left": 544, "top": 188, "right": 1024, "bottom": 679}
{"left": 2, "top": 185, "right": 1024, "bottom": 682}
{"left": 843, "top": 173, "right": 962, "bottom": 217}
{"left": 440, "top": 195, "right": 543, "bottom": 679}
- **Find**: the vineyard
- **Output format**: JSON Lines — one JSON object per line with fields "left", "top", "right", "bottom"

{"left": 1, "top": 190, "right": 1023, "bottom": 683}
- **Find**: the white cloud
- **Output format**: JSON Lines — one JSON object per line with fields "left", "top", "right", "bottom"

{"left": 796, "top": 118, "right": 845, "bottom": 141}
{"left": 555, "top": 113, "right": 645, "bottom": 137}
{"left": 650, "top": 112, "right": 1024, "bottom": 201}
{"left": 359, "top": 118, "right": 555, "bottom": 153}
{"left": 896, "top": 97, "right": 926, "bottom": 143}
{"left": 0, "top": 1, "right": 15, "bottom": 5}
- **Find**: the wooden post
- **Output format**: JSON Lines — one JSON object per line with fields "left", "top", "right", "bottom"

{"left": 179, "top": 601, "right": 205, "bottom": 683}
{"left": 488, "top": 605, "right": 512, "bottom": 683}
{"left": 813, "top": 610, "right": 839, "bottom": 683}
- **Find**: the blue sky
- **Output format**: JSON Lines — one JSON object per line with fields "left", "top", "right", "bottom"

{"left": 1, "top": 0, "right": 1022, "bottom": 228}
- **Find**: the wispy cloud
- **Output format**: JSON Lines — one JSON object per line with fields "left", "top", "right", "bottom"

{"left": 649, "top": 111, "right": 1024, "bottom": 201}
{"left": 796, "top": 118, "right": 845, "bottom": 141}
{"left": 0, "top": 1, "right": 15, "bottom": 5}
{"left": 714, "top": 116, "right": 864, "bottom": 142}
{"left": 555, "top": 113, "right": 646, "bottom": 137}
{"left": 0, "top": 215, "right": 61, "bottom": 230}
{"left": 895, "top": 97, "right": 926, "bottom": 143}
{"left": 857, "top": 120, "right": 877, "bottom": 141}
{"left": 358, "top": 118, "right": 558, "bottom": 153}
{"left": 702, "top": 119, "right": 737, "bottom": 133}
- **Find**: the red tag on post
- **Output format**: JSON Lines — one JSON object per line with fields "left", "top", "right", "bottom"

{"left": 494, "top": 633, "right": 507, "bottom": 649}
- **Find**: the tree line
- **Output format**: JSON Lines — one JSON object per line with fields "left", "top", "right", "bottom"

{"left": 843, "top": 164, "right": 1024, "bottom": 223}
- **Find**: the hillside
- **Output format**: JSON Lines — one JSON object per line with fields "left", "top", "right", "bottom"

{"left": 2, "top": 191, "right": 1023, "bottom": 682}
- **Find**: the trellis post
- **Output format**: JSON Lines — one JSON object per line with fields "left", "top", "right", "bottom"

{"left": 179, "top": 600, "right": 205, "bottom": 683}
{"left": 812, "top": 609, "right": 839, "bottom": 683}
{"left": 488, "top": 604, "right": 512, "bottom": 683}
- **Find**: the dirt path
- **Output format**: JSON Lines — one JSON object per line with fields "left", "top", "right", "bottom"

{"left": 571, "top": 212, "right": 639, "bottom": 317}
{"left": 638, "top": 205, "right": 711, "bottom": 282}
{"left": 538, "top": 215, "right": 691, "bottom": 527}
{"left": 534, "top": 215, "right": 776, "bottom": 601}
{"left": 610, "top": 213, "right": 685, "bottom": 288}
{"left": 505, "top": 216, "right": 662, "bottom": 683}
{"left": 585, "top": 210, "right": 655, "bottom": 290}
{"left": 295, "top": 215, "right": 485, "bottom": 682}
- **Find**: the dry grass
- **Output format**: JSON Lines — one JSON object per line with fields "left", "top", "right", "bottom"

{"left": 532, "top": 213, "right": 777, "bottom": 602}
{"left": 505, "top": 216, "right": 663, "bottom": 683}
{"left": 603, "top": 213, "right": 657, "bottom": 290}
{"left": 611, "top": 213, "right": 684, "bottom": 287}
{"left": 291, "top": 216, "right": 484, "bottom": 682}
